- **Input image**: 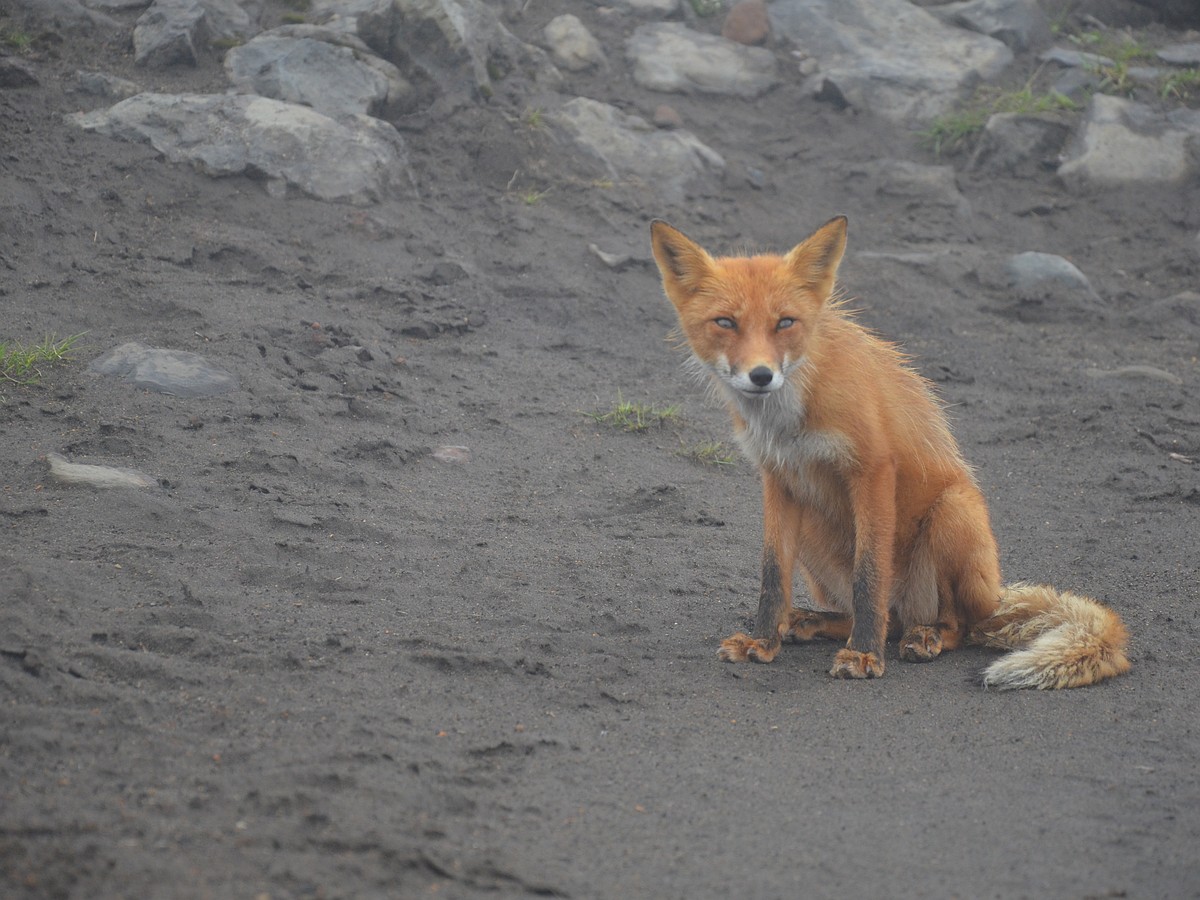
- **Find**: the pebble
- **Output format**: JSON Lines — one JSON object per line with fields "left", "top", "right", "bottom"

{"left": 652, "top": 104, "right": 684, "bottom": 129}
{"left": 1084, "top": 366, "right": 1183, "bottom": 386}
{"left": 433, "top": 446, "right": 471, "bottom": 464}
{"left": 722, "top": 0, "right": 771, "bottom": 47}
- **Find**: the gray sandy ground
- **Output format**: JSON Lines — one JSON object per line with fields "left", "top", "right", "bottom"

{"left": 2, "top": 0, "right": 1199, "bottom": 897}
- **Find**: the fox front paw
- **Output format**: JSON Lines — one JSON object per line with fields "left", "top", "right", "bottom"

{"left": 899, "top": 625, "right": 943, "bottom": 662}
{"left": 718, "top": 632, "right": 780, "bottom": 663}
{"left": 829, "top": 648, "right": 885, "bottom": 679}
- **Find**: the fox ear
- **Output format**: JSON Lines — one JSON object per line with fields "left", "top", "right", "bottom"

{"left": 650, "top": 220, "right": 715, "bottom": 299}
{"left": 784, "top": 215, "right": 847, "bottom": 294}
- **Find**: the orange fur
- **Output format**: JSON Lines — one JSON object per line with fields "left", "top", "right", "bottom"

{"left": 650, "top": 217, "right": 1130, "bottom": 689}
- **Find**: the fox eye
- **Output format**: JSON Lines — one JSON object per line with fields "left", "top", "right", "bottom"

{"left": 777, "top": 317, "right": 796, "bottom": 330}
{"left": 714, "top": 317, "right": 736, "bottom": 330}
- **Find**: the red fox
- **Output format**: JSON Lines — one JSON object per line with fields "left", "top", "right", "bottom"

{"left": 650, "top": 216, "right": 1130, "bottom": 689}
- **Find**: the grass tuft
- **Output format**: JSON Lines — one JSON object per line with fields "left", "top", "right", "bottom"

{"left": 1, "top": 27, "right": 32, "bottom": 52}
{"left": 1160, "top": 68, "right": 1200, "bottom": 102}
{"left": 1, "top": 334, "right": 85, "bottom": 385}
{"left": 920, "top": 85, "right": 1079, "bottom": 156}
{"left": 678, "top": 439, "right": 737, "bottom": 467}
{"left": 584, "top": 392, "right": 681, "bottom": 433}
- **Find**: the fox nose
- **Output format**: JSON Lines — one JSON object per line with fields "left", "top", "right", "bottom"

{"left": 748, "top": 366, "right": 775, "bottom": 387}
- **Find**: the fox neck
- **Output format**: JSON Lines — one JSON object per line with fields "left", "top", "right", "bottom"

{"left": 698, "top": 354, "right": 816, "bottom": 470}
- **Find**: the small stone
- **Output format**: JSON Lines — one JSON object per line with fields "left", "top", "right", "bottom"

{"left": 433, "top": 446, "right": 471, "bottom": 464}
{"left": 722, "top": 0, "right": 770, "bottom": 46}
{"left": 543, "top": 14, "right": 606, "bottom": 72}
{"left": 589, "top": 244, "right": 633, "bottom": 269}
{"left": 1084, "top": 365, "right": 1183, "bottom": 386}
{"left": 0, "top": 58, "right": 38, "bottom": 88}
{"left": 76, "top": 70, "right": 142, "bottom": 99}
{"left": 653, "top": 104, "right": 684, "bottom": 129}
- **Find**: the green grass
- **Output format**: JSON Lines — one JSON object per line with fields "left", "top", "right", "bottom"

{"left": 1067, "top": 30, "right": 1160, "bottom": 97}
{"left": 1, "top": 27, "right": 32, "bottom": 52}
{"left": 523, "top": 107, "right": 545, "bottom": 130}
{"left": 521, "top": 188, "right": 550, "bottom": 206}
{"left": 920, "top": 86, "right": 1079, "bottom": 156}
{"left": 688, "top": 0, "right": 723, "bottom": 16}
{"left": 1161, "top": 68, "right": 1200, "bottom": 102}
{"left": 1069, "top": 30, "right": 1156, "bottom": 66}
{"left": 584, "top": 392, "right": 682, "bottom": 433}
{"left": 1, "top": 334, "right": 84, "bottom": 385}
{"left": 678, "top": 439, "right": 737, "bottom": 467}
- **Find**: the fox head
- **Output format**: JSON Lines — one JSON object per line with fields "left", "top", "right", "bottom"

{"left": 650, "top": 216, "right": 847, "bottom": 401}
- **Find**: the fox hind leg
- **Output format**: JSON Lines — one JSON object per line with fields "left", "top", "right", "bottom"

{"left": 783, "top": 608, "right": 853, "bottom": 642}
{"left": 897, "top": 483, "right": 1000, "bottom": 663}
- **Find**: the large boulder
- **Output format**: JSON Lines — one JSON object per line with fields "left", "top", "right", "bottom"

{"left": 625, "top": 22, "right": 780, "bottom": 98}
{"left": 69, "top": 93, "right": 412, "bottom": 204}
{"left": 1058, "top": 95, "right": 1200, "bottom": 191}
{"left": 768, "top": 0, "right": 1012, "bottom": 123}
{"left": 224, "top": 26, "right": 413, "bottom": 117}
{"left": 551, "top": 97, "right": 724, "bottom": 202}
{"left": 310, "top": 0, "right": 560, "bottom": 105}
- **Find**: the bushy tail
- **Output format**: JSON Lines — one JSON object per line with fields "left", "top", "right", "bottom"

{"left": 969, "top": 583, "right": 1131, "bottom": 690}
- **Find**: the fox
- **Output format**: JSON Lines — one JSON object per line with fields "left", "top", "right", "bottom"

{"left": 650, "top": 215, "right": 1130, "bottom": 689}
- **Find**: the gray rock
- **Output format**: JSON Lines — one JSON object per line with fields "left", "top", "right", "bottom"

{"left": 1158, "top": 42, "right": 1200, "bottom": 66}
{"left": 1084, "top": 365, "right": 1183, "bottom": 386}
{"left": 330, "top": 0, "right": 561, "bottom": 102}
{"left": 0, "top": 58, "right": 39, "bottom": 88}
{"left": 89, "top": 341, "right": 239, "bottom": 397}
{"left": 1058, "top": 94, "right": 1200, "bottom": 191}
{"left": 1127, "top": 65, "right": 1169, "bottom": 83}
{"left": 76, "top": 70, "right": 143, "bottom": 99}
{"left": 626, "top": 23, "right": 779, "bottom": 98}
{"left": 1051, "top": 66, "right": 1101, "bottom": 100}
{"left": 621, "top": 0, "right": 680, "bottom": 15}
{"left": 929, "top": 0, "right": 1049, "bottom": 53}
{"left": 134, "top": 0, "right": 261, "bottom": 67}
{"left": 134, "top": 0, "right": 208, "bottom": 67}
{"left": 969, "top": 112, "right": 1071, "bottom": 176}
{"left": 82, "top": 0, "right": 151, "bottom": 9}
{"left": 999, "top": 251, "right": 1104, "bottom": 323}
{"left": 550, "top": 97, "right": 724, "bottom": 202}
{"left": 543, "top": 15, "right": 606, "bottom": 72}
{"left": 68, "top": 93, "right": 412, "bottom": 204}
{"left": 1006, "top": 251, "right": 1098, "bottom": 298}
{"left": 224, "top": 27, "right": 411, "bottom": 117}
{"left": 17, "top": 0, "right": 123, "bottom": 32}
{"left": 768, "top": 0, "right": 1012, "bottom": 123}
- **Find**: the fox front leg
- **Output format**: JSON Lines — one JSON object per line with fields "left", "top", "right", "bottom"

{"left": 829, "top": 467, "right": 894, "bottom": 679}
{"left": 719, "top": 474, "right": 797, "bottom": 663}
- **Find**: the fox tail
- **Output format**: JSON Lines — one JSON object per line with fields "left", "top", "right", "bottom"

{"left": 969, "top": 582, "right": 1131, "bottom": 690}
